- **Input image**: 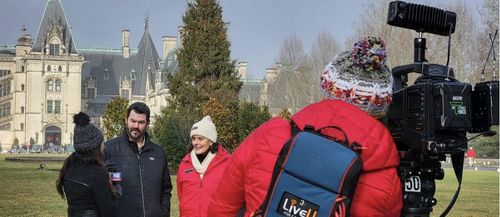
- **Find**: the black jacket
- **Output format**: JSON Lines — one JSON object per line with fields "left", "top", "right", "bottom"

{"left": 104, "top": 133, "right": 172, "bottom": 217}
{"left": 63, "top": 163, "right": 116, "bottom": 217}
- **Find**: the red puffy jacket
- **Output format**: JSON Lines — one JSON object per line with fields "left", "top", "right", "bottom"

{"left": 207, "top": 100, "right": 402, "bottom": 217}
{"left": 177, "top": 145, "right": 230, "bottom": 217}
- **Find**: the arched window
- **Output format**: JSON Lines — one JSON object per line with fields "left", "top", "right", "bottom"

{"left": 58, "top": 66, "right": 62, "bottom": 72}
{"left": 49, "top": 37, "right": 60, "bottom": 56}
{"left": 55, "top": 79, "right": 61, "bottom": 91}
{"left": 47, "top": 80, "right": 53, "bottom": 91}
{"left": 104, "top": 68, "right": 109, "bottom": 80}
{"left": 47, "top": 65, "right": 51, "bottom": 72}
{"left": 130, "top": 68, "right": 136, "bottom": 80}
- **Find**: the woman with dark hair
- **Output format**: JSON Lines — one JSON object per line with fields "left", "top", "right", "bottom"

{"left": 56, "top": 112, "right": 117, "bottom": 217}
{"left": 177, "top": 115, "right": 230, "bottom": 217}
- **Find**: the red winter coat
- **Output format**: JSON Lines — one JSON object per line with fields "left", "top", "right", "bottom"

{"left": 177, "top": 145, "right": 230, "bottom": 217}
{"left": 207, "top": 100, "right": 402, "bottom": 217}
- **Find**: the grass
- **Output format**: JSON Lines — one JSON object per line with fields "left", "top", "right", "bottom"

{"left": 0, "top": 154, "right": 497, "bottom": 217}
{"left": 0, "top": 154, "right": 179, "bottom": 217}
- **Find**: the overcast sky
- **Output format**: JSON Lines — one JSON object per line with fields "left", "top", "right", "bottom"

{"left": 0, "top": 0, "right": 484, "bottom": 79}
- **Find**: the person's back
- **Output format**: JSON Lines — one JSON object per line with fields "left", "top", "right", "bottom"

{"left": 56, "top": 112, "right": 116, "bottom": 217}
{"left": 207, "top": 37, "right": 402, "bottom": 217}
{"left": 64, "top": 163, "right": 115, "bottom": 217}
{"left": 207, "top": 100, "right": 401, "bottom": 216}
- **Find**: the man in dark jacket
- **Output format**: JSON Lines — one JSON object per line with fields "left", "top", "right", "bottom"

{"left": 104, "top": 102, "right": 172, "bottom": 217}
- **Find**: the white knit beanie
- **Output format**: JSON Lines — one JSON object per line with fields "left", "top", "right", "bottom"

{"left": 190, "top": 115, "right": 217, "bottom": 143}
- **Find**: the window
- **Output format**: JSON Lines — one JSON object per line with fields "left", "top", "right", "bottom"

{"left": 47, "top": 100, "right": 53, "bottom": 113}
{"left": 47, "top": 65, "right": 51, "bottom": 72}
{"left": 104, "top": 68, "right": 110, "bottom": 80}
{"left": 49, "top": 44, "right": 60, "bottom": 55}
{"left": 21, "top": 84, "right": 24, "bottom": 91}
{"left": 55, "top": 79, "right": 61, "bottom": 91}
{"left": 58, "top": 66, "right": 62, "bottom": 72}
{"left": 21, "top": 106, "right": 24, "bottom": 114}
{"left": 87, "top": 88, "right": 95, "bottom": 99}
{"left": 0, "top": 123, "right": 10, "bottom": 130}
{"left": 131, "top": 68, "right": 136, "bottom": 80}
{"left": 0, "top": 102, "right": 11, "bottom": 118}
{"left": 47, "top": 80, "right": 53, "bottom": 91}
{"left": 20, "top": 123, "right": 24, "bottom": 130}
{"left": 0, "top": 81, "right": 11, "bottom": 97}
{"left": 0, "top": 70, "right": 11, "bottom": 77}
{"left": 21, "top": 66, "right": 25, "bottom": 72}
{"left": 54, "top": 100, "right": 61, "bottom": 114}
{"left": 121, "top": 89, "right": 129, "bottom": 99}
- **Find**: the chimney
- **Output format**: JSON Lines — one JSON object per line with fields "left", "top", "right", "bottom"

{"left": 237, "top": 62, "right": 248, "bottom": 80}
{"left": 122, "top": 29, "right": 130, "bottom": 59}
{"left": 162, "top": 36, "right": 177, "bottom": 59}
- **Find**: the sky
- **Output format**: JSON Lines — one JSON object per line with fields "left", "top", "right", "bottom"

{"left": 0, "top": 0, "right": 485, "bottom": 79}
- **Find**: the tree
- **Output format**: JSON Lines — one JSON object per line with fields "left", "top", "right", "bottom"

{"left": 237, "top": 102, "right": 271, "bottom": 143}
{"left": 310, "top": 31, "right": 342, "bottom": 75}
{"left": 202, "top": 97, "right": 239, "bottom": 151}
{"left": 268, "top": 35, "right": 319, "bottom": 113}
{"left": 277, "top": 107, "right": 291, "bottom": 120}
{"left": 151, "top": 105, "right": 190, "bottom": 173}
{"left": 478, "top": 0, "right": 499, "bottom": 82}
{"left": 156, "top": 0, "right": 241, "bottom": 157}
{"left": 102, "top": 97, "right": 129, "bottom": 140}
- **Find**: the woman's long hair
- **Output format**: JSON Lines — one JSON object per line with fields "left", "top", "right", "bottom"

{"left": 55, "top": 147, "right": 115, "bottom": 199}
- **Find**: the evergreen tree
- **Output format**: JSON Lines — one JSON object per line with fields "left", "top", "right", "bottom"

{"left": 151, "top": 105, "right": 190, "bottom": 173}
{"left": 237, "top": 102, "right": 271, "bottom": 143}
{"left": 102, "top": 97, "right": 129, "bottom": 140}
{"left": 161, "top": 0, "right": 241, "bottom": 152}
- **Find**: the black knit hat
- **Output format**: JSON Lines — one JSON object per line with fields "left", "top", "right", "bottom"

{"left": 73, "top": 112, "right": 103, "bottom": 153}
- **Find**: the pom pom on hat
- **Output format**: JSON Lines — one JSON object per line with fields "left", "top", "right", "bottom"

{"left": 320, "top": 36, "right": 393, "bottom": 118}
{"left": 190, "top": 115, "right": 217, "bottom": 143}
{"left": 73, "top": 112, "right": 103, "bottom": 153}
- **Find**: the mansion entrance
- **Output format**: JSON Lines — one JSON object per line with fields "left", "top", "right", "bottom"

{"left": 44, "top": 126, "right": 61, "bottom": 146}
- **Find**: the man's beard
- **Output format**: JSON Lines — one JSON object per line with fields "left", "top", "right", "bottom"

{"left": 127, "top": 127, "right": 144, "bottom": 141}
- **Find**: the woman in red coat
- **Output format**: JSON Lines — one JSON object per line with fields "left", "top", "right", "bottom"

{"left": 207, "top": 37, "right": 402, "bottom": 217}
{"left": 177, "top": 115, "right": 230, "bottom": 217}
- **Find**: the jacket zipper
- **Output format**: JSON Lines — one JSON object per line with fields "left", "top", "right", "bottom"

{"left": 137, "top": 154, "right": 146, "bottom": 217}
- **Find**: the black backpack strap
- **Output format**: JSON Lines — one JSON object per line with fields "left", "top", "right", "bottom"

{"left": 439, "top": 152, "right": 464, "bottom": 217}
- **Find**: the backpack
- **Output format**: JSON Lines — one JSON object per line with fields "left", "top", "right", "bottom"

{"left": 255, "top": 122, "right": 363, "bottom": 217}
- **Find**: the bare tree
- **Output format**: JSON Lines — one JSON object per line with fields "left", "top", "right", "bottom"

{"left": 268, "top": 35, "right": 320, "bottom": 113}
{"left": 277, "top": 34, "right": 306, "bottom": 73}
{"left": 310, "top": 31, "right": 342, "bottom": 73}
{"left": 351, "top": 0, "right": 488, "bottom": 84}
{"left": 477, "top": 0, "right": 499, "bottom": 81}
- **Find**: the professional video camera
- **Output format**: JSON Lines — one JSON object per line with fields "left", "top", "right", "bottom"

{"left": 385, "top": 1, "right": 499, "bottom": 217}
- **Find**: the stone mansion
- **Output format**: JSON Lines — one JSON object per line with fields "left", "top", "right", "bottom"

{"left": 0, "top": 0, "right": 280, "bottom": 150}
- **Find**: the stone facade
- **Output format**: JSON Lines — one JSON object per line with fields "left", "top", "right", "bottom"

{"left": 0, "top": 0, "right": 266, "bottom": 151}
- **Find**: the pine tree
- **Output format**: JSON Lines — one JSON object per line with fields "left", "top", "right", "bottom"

{"left": 164, "top": 0, "right": 241, "bottom": 149}
{"left": 102, "top": 97, "right": 129, "bottom": 140}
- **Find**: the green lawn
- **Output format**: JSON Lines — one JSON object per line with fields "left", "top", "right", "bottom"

{"left": 0, "top": 154, "right": 179, "bottom": 217}
{"left": 0, "top": 154, "right": 497, "bottom": 217}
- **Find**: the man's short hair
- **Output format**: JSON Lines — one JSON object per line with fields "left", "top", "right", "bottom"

{"left": 127, "top": 102, "right": 150, "bottom": 122}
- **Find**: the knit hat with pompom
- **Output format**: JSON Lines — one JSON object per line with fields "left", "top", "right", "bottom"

{"left": 73, "top": 112, "right": 103, "bottom": 153}
{"left": 319, "top": 36, "right": 393, "bottom": 118}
